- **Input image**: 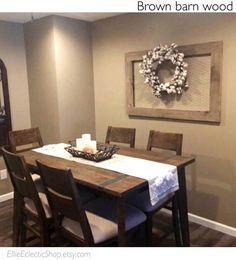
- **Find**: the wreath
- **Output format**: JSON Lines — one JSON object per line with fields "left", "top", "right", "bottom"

{"left": 139, "top": 43, "right": 188, "bottom": 98}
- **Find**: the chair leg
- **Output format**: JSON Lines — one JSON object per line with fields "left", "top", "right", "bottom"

{"left": 54, "top": 216, "right": 63, "bottom": 246}
{"left": 12, "top": 202, "right": 20, "bottom": 246}
{"left": 39, "top": 220, "right": 51, "bottom": 246}
{"left": 40, "top": 226, "right": 51, "bottom": 247}
{"left": 19, "top": 222, "right": 27, "bottom": 247}
{"left": 55, "top": 230, "right": 62, "bottom": 246}
{"left": 41, "top": 231, "right": 50, "bottom": 246}
{"left": 172, "top": 196, "right": 182, "bottom": 246}
{"left": 12, "top": 194, "right": 23, "bottom": 246}
{"left": 145, "top": 214, "right": 153, "bottom": 246}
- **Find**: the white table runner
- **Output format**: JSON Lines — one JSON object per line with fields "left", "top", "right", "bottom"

{"left": 33, "top": 143, "right": 179, "bottom": 206}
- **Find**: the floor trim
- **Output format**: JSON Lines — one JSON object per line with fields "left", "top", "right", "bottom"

{"left": 188, "top": 213, "right": 236, "bottom": 237}
{"left": 161, "top": 208, "right": 236, "bottom": 237}
{"left": 0, "top": 192, "right": 13, "bottom": 202}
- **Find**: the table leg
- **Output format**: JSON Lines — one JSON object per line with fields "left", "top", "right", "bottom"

{"left": 176, "top": 167, "right": 190, "bottom": 246}
{"left": 117, "top": 197, "right": 126, "bottom": 246}
{"left": 172, "top": 195, "right": 182, "bottom": 246}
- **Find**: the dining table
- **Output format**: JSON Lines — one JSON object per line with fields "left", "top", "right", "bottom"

{"left": 21, "top": 144, "right": 195, "bottom": 247}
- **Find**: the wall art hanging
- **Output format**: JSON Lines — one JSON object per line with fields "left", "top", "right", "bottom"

{"left": 126, "top": 41, "right": 223, "bottom": 123}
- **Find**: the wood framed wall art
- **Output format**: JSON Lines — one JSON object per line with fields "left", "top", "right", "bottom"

{"left": 125, "top": 41, "right": 223, "bottom": 123}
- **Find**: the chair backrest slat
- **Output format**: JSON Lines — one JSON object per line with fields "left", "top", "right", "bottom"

{"left": 105, "top": 126, "right": 136, "bottom": 148}
{"left": 147, "top": 130, "right": 183, "bottom": 155}
{"left": 36, "top": 161, "right": 94, "bottom": 245}
{"left": 9, "top": 127, "right": 43, "bottom": 153}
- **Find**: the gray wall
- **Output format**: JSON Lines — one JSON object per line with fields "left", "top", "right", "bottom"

{"left": 53, "top": 16, "right": 95, "bottom": 141}
{"left": 24, "top": 16, "right": 96, "bottom": 144}
{"left": 92, "top": 13, "right": 236, "bottom": 227}
{"left": 24, "top": 17, "right": 60, "bottom": 144}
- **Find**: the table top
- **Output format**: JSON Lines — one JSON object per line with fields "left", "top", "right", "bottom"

{"left": 22, "top": 146, "right": 195, "bottom": 198}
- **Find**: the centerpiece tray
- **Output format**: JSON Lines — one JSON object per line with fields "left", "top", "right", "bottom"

{"left": 64, "top": 144, "right": 119, "bottom": 162}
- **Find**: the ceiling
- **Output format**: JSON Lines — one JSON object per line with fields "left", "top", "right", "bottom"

{"left": 0, "top": 13, "right": 119, "bottom": 23}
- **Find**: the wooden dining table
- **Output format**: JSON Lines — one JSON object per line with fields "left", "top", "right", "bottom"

{"left": 21, "top": 145, "right": 195, "bottom": 247}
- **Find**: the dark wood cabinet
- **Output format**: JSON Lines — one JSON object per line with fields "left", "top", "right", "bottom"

{"left": 0, "top": 59, "right": 12, "bottom": 148}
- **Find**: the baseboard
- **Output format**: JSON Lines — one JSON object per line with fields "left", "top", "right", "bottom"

{"left": 161, "top": 208, "right": 236, "bottom": 238}
{"left": 0, "top": 192, "right": 13, "bottom": 202}
{"left": 188, "top": 213, "right": 236, "bottom": 237}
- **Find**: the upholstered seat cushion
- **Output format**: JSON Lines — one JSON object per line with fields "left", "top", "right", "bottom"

{"left": 62, "top": 212, "right": 117, "bottom": 244}
{"left": 31, "top": 174, "right": 41, "bottom": 182}
{"left": 61, "top": 196, "right": 146, "bottom": 244}
{"left": 31, "top": 174, "right": 45, "bottom": 193}
{"left": 25, "top": 192, "right": 52, "bottom": 218}
{"left": 85, "top": 197, "right": 146, "bottom": 230}
{"left": 127, "top": 190, "right": 174, "bottom": 213}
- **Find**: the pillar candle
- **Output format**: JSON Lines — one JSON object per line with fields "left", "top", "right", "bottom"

{"left": 76, "top": 138, "right": 86, "bottom": 151}
{"left": 82, "top": 133, "right": 91, "bottom": 142}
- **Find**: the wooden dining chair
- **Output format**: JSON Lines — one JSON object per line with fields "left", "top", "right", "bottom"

{"left": 105, "top": 126, "right": 136, "bottom": 148}
{"left": 8, "top": 127, "right": 46, "bottom": 191}
{"left": 147, "top": 130, "right": 183, "bottom": 155}
{"left": 9, "top": 127, "right": 43, "bottom": 153}
{"left": 128, "top": 130, "right": 183, "bottom": 246}
{"left": 2, "top": 147, "right": 53, "bottom": 246}
{"left": 37, "top": 160, "right": 146, "bottom": 246}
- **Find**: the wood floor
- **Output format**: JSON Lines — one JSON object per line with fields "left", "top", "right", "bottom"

{"left": 1, "top": 199, "right": 236, "bottom": 247}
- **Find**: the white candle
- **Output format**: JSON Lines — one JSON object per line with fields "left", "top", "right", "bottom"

{"left": 82, "top": 140, "right": 97, "bottom": 154}
{"left": 82, "top": 133, "right": 91, "bottom": 141}
{"left": 76, "top": 138, "right": 86, "bottom": 151}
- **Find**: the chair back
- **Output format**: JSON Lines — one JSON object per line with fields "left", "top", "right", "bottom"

{"left": 105, "top": 126, "right": 136, "bottom": 148}
{"left": 9, "top": 127, "right": 43, "bottom": 153}
{"left": 36, "top": 161, "right": 94, "bottom": 245}
{"left": 147, "top": 130, "right": 183, "bottom": 155}
{"left": 2, "top": 147, "right": 46, "bottom": 218}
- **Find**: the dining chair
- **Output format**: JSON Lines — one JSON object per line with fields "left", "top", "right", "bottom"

{"left": 37, "top": 160, "right": 146, "bottom": 246}
{"left": 147, "top": 130, "right": 183, "bottom": 155}
{"left": 9, "top": 127, "right": 43, "bottom": 153}
{"left": 2, "top": 147, "right": 53, "bottom": 246}
{"left": 8, "top": 127, "right": 46, "bottom": 192}
{"left": 105, "top": 126, "right": 136, "bottom": 148}
{"left": 128, "top": 130, "right": 183, "bottom": 246}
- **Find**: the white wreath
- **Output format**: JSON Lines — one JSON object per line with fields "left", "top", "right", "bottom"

{"left": 139, "top": 43, "right": 188, "bottom": 98}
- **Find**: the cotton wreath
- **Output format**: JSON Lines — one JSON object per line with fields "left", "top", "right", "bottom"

{"left": 139, "top": 43, "right": 188, "bottom": 98}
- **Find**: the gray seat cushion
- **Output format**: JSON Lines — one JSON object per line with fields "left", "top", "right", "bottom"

{"left": 25, "top": 192, "right": 52, "bottom": 218}
{"left": 62, "top": 212, "right": 118, "bottom": 244}
{"left": 32, "top": 174, "right": 46, "bottom": 193}
{"left": 127, "top": 190, "right": 174, "bottom": 213}
{"left": 61, "top": 196, "right": 146, "bottom": 244}
{"left": 85, "top": 197, "right": 146, "bottom": 230}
